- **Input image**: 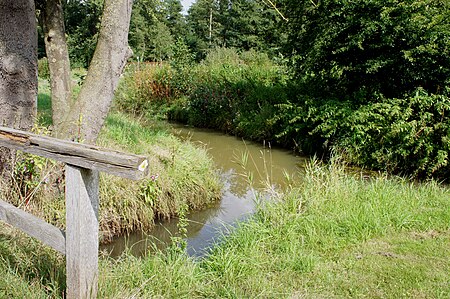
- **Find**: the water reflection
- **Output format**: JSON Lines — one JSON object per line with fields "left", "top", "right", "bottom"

{"left": 102, "top": 125, "right": 306, "bottom": 257}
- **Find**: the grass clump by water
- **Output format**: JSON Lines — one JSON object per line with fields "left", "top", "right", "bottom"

{"left": 96, "top": 111, "right": 222, "bottom": 241}
{"left": 1, "top": 161, "right": 449, "bottom": 297}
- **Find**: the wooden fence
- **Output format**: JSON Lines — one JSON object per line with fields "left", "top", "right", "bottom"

{"left": 0, "top": 126, "right": 149, "bottom": 298}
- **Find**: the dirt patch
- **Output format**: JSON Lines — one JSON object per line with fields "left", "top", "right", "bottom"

{"left": 410, "top": 230, "right": 442, "bottom": 240}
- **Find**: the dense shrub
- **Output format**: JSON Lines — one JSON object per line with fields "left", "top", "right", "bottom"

{"left": 340, "top": 89, "right": 450, "bottom": 179}
{"left": 284, "top": 0, "right": 450, "bottom": 101}
{"left": 274, "top": 88, "right": 450, "bottom": 180}
{"left": 181, "top": 48, "right": 289, "bottom": 137}
{"left": 115, "top": 63, "right": 178, "bottom": 115}
{"left": 116, "top": 48, "right": 290, "bottom": 139}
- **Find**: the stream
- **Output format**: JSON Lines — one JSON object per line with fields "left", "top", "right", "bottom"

{"left": 101, "top": 124, "right": 307, "bottom": 257}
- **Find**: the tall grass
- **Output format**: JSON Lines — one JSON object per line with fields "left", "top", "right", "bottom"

{"left": 1, "top": 161, "right": 449, "bottom": 297}
{"left": 96, "top": 112, "right": 222, "bottom": 241}
{"left": 0, "top": 224, "right": 65, "bottom": 298}
{"left": 197, "top": 161, "right": 450, "bottom": 297}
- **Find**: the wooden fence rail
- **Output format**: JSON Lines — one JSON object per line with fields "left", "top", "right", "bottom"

{"left": 0, "top": 126, "right": 149, "bottom": 298}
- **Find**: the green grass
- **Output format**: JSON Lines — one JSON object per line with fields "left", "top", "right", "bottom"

{"left": 1, "top": 162, "right": 449, "bottom": 297}
{"left": 37, "top": 79, "right": 52, "bottom": 127}
{"left": 0, "top": 225, "right": 65, "bottom": 298}
{"left": 192, "top": 162, "right": 450, "bottom": 298}
{"left": 96, "top": 111, "right": 222, "bottom": 241}
{"left": 95, "top": 162, "right": 449, "bottom": 298}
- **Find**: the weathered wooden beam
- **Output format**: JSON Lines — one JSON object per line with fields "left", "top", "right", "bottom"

{"left": 0, "top": 126, "right": 149, "bottom": 180}
{"left": 65, "top": 165, "right": 99, "bottom": 299}
{"left": 0, "top": 200, "right": 66, "bottom": 254}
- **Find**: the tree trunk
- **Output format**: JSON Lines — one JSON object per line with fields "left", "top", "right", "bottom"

{"left": 39, "top": 0, "right": 72, "bottom": 136}
{"left": 61, "top": 0, "right": 133, "bottom": 144}
{"left": 0, "top": 0, "right": 37, "bottom": 175}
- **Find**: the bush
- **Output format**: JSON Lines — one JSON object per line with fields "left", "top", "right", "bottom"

{"left": 117, "top": 48, "right": 290, "bottom": 140}
{"left": 274, "top": 88, "right": 450, "bottom": 180}
{"left": 339, "top": 89, "right": 450, "bottom": 179}
{"left": 114, "top": 63, "right": 178, "bottom": 115}
{"left": 177, "top": 48, "right": 290, "bottom": 137}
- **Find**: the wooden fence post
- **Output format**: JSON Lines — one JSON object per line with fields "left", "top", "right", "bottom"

{"left": 65, "top": 165, "right": 99, "bottom": 299}
{"left": 0, "top": 126, "right": 149, "bottom": 299}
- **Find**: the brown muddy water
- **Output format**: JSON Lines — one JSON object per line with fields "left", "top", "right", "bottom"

{"left": 101, "top": 124, "right": 307, "bottom": 257}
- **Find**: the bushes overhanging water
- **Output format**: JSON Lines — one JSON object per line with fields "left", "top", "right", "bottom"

{"left": 116, "top": 48, "right": 450, "bottom": 181}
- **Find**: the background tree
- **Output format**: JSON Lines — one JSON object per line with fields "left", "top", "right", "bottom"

{"left": 128, "top": 0, "right": 156, "bottom": 61}
{"left": 186, "top": 0, "right": 222, "bottom": 58}
{"left": 63, "top": 0, "right": 103, "bottom": 68}
{"left": 186, "top": 0, "right": 286, "bottom": 59}
{"left": 129, "top": 0, "right": 185, "bottom": 61}
{"left": 161, "top": 0, "right": 186, "bottom": 40}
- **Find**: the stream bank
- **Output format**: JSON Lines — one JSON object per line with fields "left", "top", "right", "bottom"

{"left": 102, "top": 124, "right": 306, "bottom": 257}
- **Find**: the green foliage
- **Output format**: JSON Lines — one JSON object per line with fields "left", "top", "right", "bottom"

{"left": 284, "top": 0, "right": 450, "bottom": 100}
{"left": 60, "top": 0, "right": 284, "bottom": 64}
{"left": 184, "top": 48, "right": 289, "bottom": 139}
{"left": 339, "top": 89, "right": 450, "bottom": 179}
{"left": 37, "top": 58, "right": 50, "bottom": 79}
{"left": 63, "top": 0, "right": 103, "bottom": 67}
{"left": 274, "top": 88, "right": 450, "bottom": 180}
{"left": 170, "top": 38, "right": 194, "bottom": 70}
{"left": 12, "top": 153, "right": 48, "bottom": 205}
{"left": 272, "top": 0, "right": 450, "bottom": 180}
{"left": 129, "top": 0, "right": 186, "bottom": 62}
{"left": 117, "top": 48, "right": 289, "bottom": 140}
{"left": 186, "top": 0, "right": 286, "bottom": 59}
{"left": 115, "top": 63, "right": 178, "bottom": 115}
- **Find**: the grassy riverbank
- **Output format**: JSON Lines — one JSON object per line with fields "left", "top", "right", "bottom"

{"left": 1, "top": 78, "right": 221, "bottom": 243}
{"left": 1, "top": 161, "right": 449, "bottom": 297}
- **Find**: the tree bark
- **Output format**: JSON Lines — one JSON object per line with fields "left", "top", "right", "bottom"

{"left": 39, "top": 0, "right": 72, "bottom": 136}
{"left": 0, "top": 0, "right": 37, "bottom": 174}
{"left": 62, "top": 0, "right": 133, "bottom": 144}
